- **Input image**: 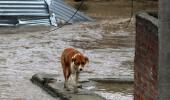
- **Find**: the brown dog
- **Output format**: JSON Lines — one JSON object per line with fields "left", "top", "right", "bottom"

{"left": 61, "top": 48, "right": 89, "bottom": 93}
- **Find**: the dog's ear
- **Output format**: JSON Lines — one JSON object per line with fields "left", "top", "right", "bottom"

{"left": 85, "top": 56, "right": 89, "bottom": 63}
{"left": 72, "top": 57, "right": 76, "bottom": 62}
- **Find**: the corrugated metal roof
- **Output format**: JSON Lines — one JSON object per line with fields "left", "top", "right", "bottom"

{"left": 0, "top": 0, "right": 51, "bottom": 26}
{"left": 50, "top": 0, "right": 94, "bottom": 23}
{"left": 0, "top": 0, "right": 93, "bottom": 26}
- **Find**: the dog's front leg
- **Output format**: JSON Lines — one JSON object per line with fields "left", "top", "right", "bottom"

{"left": 71, "top": 73, "right": 78, "bottom": 93}
{"left": 64, "top": 79, "right": 70, "bottom": 91}
{"left": 76, "top": 72, "right": 82, "bottom": 88}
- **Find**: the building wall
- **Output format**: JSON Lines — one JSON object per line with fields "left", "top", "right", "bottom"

{"left": 134, "top": 12, "right": 158, "bottom": 100}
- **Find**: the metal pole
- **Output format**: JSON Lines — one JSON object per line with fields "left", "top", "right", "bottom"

{"left": 159, "top": 0, "right": 170, "bottom": 99}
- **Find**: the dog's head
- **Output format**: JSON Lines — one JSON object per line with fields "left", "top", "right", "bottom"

{"left": 71, "top": 53, "right": 89, "bottom": 72}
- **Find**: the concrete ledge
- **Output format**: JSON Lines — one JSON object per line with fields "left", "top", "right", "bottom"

{"left": 136, "top": 11, "right": 158, "bottom": 27}
{"left": 31, "top": 73, "right": 106, "bottom": 100}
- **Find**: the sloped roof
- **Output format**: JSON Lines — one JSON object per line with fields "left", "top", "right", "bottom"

{"left": 49, "top": 0, "right": 93, "bottom": 23}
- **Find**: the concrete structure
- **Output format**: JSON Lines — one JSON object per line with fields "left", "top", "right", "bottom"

{"left": 31, "top": 73, "right": 106, "bottom": 100}
{"left": 135, "top": 0, "right": 170, "bottom": 99}
{"left": 159, "top": 0, "right": 170, "bottom": 99}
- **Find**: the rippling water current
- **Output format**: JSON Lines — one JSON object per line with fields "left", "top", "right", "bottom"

{"left": 0, "top": 22, "right": 134, "bottom": 100}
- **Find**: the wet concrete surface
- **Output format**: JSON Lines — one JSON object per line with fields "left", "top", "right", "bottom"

{"left": 31, "top": 73, "right": 106, "bottom": 100}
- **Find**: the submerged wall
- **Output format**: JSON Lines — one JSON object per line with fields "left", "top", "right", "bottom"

{"left": 134, "top": 12, "right": 158, "bottom": 100}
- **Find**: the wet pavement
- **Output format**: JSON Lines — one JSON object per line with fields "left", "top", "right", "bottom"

{"left": 0, "top": 18, "right": 134, "bottom": 100}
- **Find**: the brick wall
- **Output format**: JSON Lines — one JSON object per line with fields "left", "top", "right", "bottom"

{"left": 134, "top": 12, "right": 158, "bottom": 100}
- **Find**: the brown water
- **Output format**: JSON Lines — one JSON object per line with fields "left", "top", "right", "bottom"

{"left": 0, "top": 0, "right": 158, "bottom": 100}
{"left": 0, "top": 22, "right": 134, "bottom": 100}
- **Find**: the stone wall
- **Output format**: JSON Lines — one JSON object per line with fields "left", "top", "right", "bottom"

{"left": 134, "top": 12, "right": 158, "bottom": 100}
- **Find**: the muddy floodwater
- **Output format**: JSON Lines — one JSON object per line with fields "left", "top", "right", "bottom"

{"left": 0, "top": 21, "right": 134, "bottom": 100}
{"left": 0, "top": 0, "right": 158, "bottom": 100}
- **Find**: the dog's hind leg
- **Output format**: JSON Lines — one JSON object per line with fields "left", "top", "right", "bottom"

{"left": 64, "top": 67, "right": 70, "bottom": 91}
